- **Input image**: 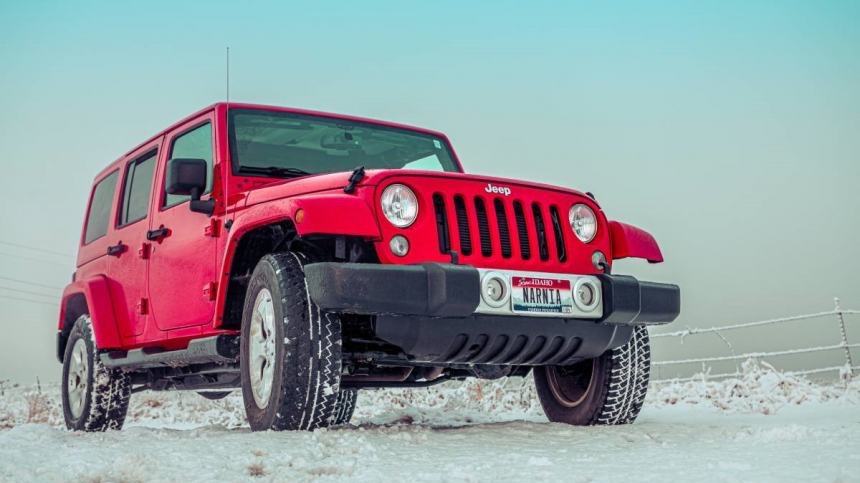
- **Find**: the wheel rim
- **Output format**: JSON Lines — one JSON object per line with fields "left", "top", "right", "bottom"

{"left": 249, "top": 288, "right": 277, "bottom": 409}
{"left": 67, "top": 338, "right": 88, "bottom": 419}
{"left": 546, "top": 359, "right": 596, "bottom": 408}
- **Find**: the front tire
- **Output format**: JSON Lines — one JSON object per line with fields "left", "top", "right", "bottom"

{"left": 240, "top": 253, "right": 343, "bottom": 431}
{"left": 534, "top": 326, "right": 651, "bottom": 426}
{"left": 61, "top": 315, "right": 131, "bottom": 431}
{"left": 330, "top": 389, "right": 357, "bottom": 426}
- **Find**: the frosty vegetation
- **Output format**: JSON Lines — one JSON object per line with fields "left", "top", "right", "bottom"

{"left": 2, "top": 359, "right": 857, "bottom": 430}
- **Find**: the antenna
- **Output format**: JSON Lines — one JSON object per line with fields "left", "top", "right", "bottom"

{"left": 226, "top": 46, "right": 230, "bottom": 102}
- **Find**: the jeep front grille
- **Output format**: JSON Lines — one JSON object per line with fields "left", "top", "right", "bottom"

{"left": 433, "top": 193, "right": 569, "bottom": 264}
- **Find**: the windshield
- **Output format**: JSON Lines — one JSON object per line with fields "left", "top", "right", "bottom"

{"left": 228, "top": 109, "right": 459, "bottom": 177}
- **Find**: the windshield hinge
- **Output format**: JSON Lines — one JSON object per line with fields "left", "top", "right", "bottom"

{"left": 343, "top": 166, "right": 366, "bottom": 194}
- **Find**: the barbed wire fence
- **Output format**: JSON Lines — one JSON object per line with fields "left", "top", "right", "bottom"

{"left": 651, "top": 298, "right": 859, "bottom": 383}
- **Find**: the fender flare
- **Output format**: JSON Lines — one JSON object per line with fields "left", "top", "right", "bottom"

{"left": 57, "top": 275, "right": 122, "bottom": 360}
{"left": 214, "top": 193, "right": 381, "bottom": 327}
{"left": 608, "top": 221, "right": 664, "bottom": 263}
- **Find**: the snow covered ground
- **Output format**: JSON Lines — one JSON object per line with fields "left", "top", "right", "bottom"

{"left": 1, "top": 361, "right": 858, "bottom": 482}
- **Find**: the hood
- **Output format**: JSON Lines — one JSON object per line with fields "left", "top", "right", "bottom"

{"left": 243, "top": 169, "right": 597, "bottom": 208}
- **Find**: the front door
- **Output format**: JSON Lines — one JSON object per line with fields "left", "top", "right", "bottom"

{"left": 148, "top": 114, "right": 219, "bottom": 331}
{"left": 108, "top": 143, "right": 159, "bottom": 338}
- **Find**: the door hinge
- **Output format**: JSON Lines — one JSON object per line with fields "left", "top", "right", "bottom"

{"left": 136, "top": 298, "right": 149, "bottom": 315}
{"left": 204, "top": 219, "right": 221, "bottom": 237}
{"left": 203, "top": 282, "right": 217, "bottom": 301}
{"left": 138, "top": 242, "right": 151, "bottom": 260}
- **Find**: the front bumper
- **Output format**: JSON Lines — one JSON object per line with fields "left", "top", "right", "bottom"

{"left": 304, "top": 262, "right": 680, "bottom": 365}
{"left": 304, "top": 262, "right": 679, "bottom": 325}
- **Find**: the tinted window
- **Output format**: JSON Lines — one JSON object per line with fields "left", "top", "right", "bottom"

{"left": 228, "top": 110, "right": 458, "bottom": 178}
{"left": 165, "top": 123, "right": 213, "bottom": 207}
{"left": 83, "top": 171, "right": 119, "bottom": 244}
{"left": 120, "top": 152, "right": 156, "bottom": 226}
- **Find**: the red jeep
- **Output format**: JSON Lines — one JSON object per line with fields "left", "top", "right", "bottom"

{"left": 58, "top": 103, "right": 679, "bottom": 431}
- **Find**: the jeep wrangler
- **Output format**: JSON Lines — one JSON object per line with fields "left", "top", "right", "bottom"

{"left": 57, "top": 103, "right": 680, "bottom": 431}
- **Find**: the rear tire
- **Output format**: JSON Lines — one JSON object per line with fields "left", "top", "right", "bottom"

{"left": 534, "top": 326, "right": 651, "bottom": 425}
{"left": 331, "top": 389, "right": 357, "bottom": 425}
{"left": 240, "top": 252, "right": 343, "bottom": 431}
{"left": 61, "top": 315, "right": 131, "bottom": 431}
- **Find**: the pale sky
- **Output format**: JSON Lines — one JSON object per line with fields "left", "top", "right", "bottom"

{"left": 0, "top": 1, "right": 858, "bottom": 382}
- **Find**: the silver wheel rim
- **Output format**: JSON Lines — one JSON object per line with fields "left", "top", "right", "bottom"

{"left": 67, "top": 338, "right": 88, "bottom": 419}
{"left": 249, "top": 288, "right": 277, "bottom": 409}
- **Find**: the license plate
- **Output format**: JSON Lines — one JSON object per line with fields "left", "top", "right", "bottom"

{"left": 510, "top": 276, "right": 574, "bottom": 314}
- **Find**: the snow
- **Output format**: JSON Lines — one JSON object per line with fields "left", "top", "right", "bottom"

{"left": 1, "top": 361, "right": 859, "bottom": 482}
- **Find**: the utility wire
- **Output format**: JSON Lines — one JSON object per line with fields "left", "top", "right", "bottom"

{"left": 0, "top": 251, "right": 72, "bottom": 268}
{"left": 0, "top": 276, "right": 64, "bottom": 291}
{"left": 0, "top": 286, "right": 59, "bottom": 299}
{"left": 0, "top": 240, "right": 74, "bottom": 258}
{"left": 0, "top": 294, "right": 58, "bottom": 307}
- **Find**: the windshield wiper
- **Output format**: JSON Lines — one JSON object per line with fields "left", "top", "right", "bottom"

{"left": 238, "top": 166, "right": 312, "bottom": 178}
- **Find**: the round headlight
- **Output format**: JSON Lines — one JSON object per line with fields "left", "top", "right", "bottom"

{"left": 381, "top": 184, "right": 419, "bottom": 228}
{"left": 569, "top": 204, "right": 597, "bottom": 243}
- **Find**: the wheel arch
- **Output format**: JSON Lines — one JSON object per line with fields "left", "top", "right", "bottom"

{"left": 57, "top": 276, "right": 122, "bottom": 362}
{"left": 216, "top": 214, "right": 380, "bottom": 330}
{"left": 218, "top": 218, "right": 299, "bottom": 330}
{"left": 608, "top": 221, "right": 664, "bottom": 264}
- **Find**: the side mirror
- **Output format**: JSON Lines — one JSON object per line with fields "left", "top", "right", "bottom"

{"left": 166, "top": 158, "right": 214, "bottom": 215}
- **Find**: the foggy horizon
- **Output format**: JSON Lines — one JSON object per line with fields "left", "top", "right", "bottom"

{"left": 1, "top": 1, "right": 858, "bottom": 383}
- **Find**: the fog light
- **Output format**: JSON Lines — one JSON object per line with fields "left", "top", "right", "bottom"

{"left": 573, "top": 279, "right": 600, "bottom": 312}
{"left": 481, "top": 273, "right": 509, "bottom": 308}
{"left": 390, "top": 235, "right": 409, "bottom": 257}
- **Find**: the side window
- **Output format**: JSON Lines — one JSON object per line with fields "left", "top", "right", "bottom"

{"left": 83, "top": 171, "right": 119, "bottom": 244}
{"left": 119, "top": 151, "right": 157, "bottom": 226}
{"left": 165, "top": 122, "right": 213, "bottom": 208}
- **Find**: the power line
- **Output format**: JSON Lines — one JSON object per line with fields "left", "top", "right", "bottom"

{"left": 0, "top": 294, "right": 58, "bottom": 307}
{"left": 0, "top": 276, "right": 64, "bottom": 291}
{"left": 0, "top": 251, "right": 72, "bottom": 268}
{"left": 0, "top": 240, "right": 74, "bottom": 258}
{"left": 0, "top": 286, "right": 59, "bottom": 299}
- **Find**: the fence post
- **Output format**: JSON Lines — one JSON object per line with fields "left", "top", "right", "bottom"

{"left": 834, "top": 297, "right": 854, "bottom": 377}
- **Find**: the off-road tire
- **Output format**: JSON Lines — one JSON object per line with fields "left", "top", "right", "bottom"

{"left": 534, "top": 326, "right": 651, "bottom": 426}
{"left": 61, "top": 315, "right": 131, "bottom": 431}
{"left": 331, "top": 389, "right": 357, "bottom": 425}
{"left": 240, "top": 252, "right": 343, "bottom": 431}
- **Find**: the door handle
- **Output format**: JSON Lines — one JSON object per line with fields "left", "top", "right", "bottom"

{"left": 107, "top": 242, "right": 127, "bottom": 257}
{"left": 146, "top": 226, "right": 171, "bottom": 241}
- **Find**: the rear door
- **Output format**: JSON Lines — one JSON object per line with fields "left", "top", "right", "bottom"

{"left": 148, "top": 113, "right": 218, "bottom": 331}
{"left": 107, "top": 140, "right": 160, "bottom": 339}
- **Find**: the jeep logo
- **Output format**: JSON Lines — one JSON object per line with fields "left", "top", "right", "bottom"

{"left": 484, "top": 183, "right": 512, "bottom": 196}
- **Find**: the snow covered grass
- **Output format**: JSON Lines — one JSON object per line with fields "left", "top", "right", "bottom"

{"left": 1, "top": 361, "right": 858, "bottom": 481}
{"left": 651, "top": 359, "right": 860, "bottom": 414}
{"left": 3, "top": 360, "right": 855, "bottom": 430}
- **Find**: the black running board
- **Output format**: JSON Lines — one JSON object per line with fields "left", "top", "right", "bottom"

{"left": 100, "top": 335, "right": 239, "bottom": 370}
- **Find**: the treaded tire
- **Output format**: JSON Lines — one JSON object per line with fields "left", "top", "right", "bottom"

{"left": 330, "top": 389, "right": 357, "bottom": 426}
{"left": 240, "top": 252, "right": 343, "bottom": 431}
{"left": 61, "top": 315, "right": 131, "bottom": 431}
{"left": 535, "top": 326, "right": 651, "bottom": 426}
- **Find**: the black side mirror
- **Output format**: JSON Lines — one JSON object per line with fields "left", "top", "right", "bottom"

{"left": 166, "top": 158, "right": 214, "bottom": 215}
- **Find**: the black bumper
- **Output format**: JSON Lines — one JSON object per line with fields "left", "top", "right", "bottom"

{"left": 304, "top": 262, "right": 680, "bottom": 365}
{"left": 304, "top": 262, "right": 679, "bottom": 324}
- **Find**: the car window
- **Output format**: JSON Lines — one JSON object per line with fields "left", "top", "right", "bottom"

{"left": 83, "top": 171, "right": 119, "bottom": 244}
{"left": 119, "top": 151, "right": 156, "bottom": 226}
{"left": 402, "top": 154, "right": 447, "bottom": 171}
{"left": 228, "top": 109, "right": 459, "bottom": 178}
{"left": 165, "top": 122, "right": 213, "bottom": 208}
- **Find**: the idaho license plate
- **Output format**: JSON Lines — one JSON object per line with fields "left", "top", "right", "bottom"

{"left": 510, "top": 276, "right": 574, "bottom": 314}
